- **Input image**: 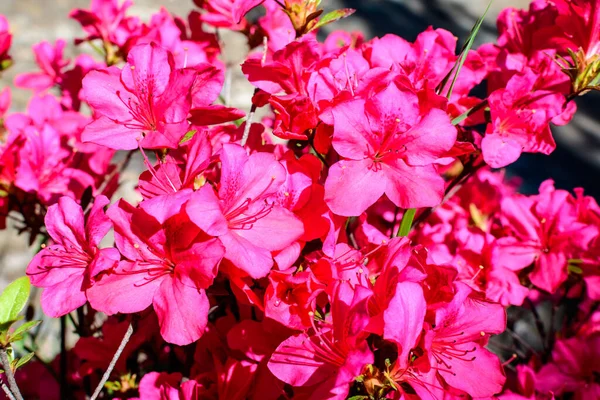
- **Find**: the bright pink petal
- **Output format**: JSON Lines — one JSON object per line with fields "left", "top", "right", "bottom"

{"left": 438, "top": 344, "right": 505, "bottom": 397}
{"left": 234, "top": 206, "right": 303, "bottom": 251}
{"left": 40, "top": 273, "right": 87, "bottom": 318}
{"left": 153, "top": 277, "right": 209, "bottom": 345}
{"left": 186, "top": 185, "right": 229, "bottom": 236}
{"left": 384, "top": 160, "right": 444, "bottom": 209}
{"left": 324, "top": 159, "right": 386, "bottom": 216}
{"left": 121, "top": 43, "right": 171, "bottom": 96}
{"left": 87, "top": 261, "right": 162, "bottom": 315}
{"left": 81, "top": 116, "right": 141, "bottom": 150}
{"left": 482, "top": 134, "right": 523, "bottom": 168}
{"left": 383, "top": 282, "right": 426, "bottom": 364}
{"left": 220, "top": 231, "right": 273, "bottom": 279}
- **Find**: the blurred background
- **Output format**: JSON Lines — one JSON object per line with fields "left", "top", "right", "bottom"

{"left": 0, "top": 0, "right": 598, "bottom": 290}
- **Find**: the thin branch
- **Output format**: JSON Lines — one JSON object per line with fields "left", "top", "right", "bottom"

{"left": 241, "top": 89, "right": 260, "bottom": 147}
{"left": 0, "top": 349, "right": 23, "bottom": 400}
{"left": 1, "top": 380, "right": 16, "bottom": 400}
{"left": 60, "top": 316, "right": 67, "bottom": 400}
{"left": 90, "top": 322, "right": 134, "bottom": 400}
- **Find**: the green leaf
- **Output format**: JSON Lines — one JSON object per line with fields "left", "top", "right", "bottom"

{"left": 438, "top": 1, "right": 492, "bottom": 99}
{"left": 396, "top": 208, "right": 416, "bottom": 237}
{"left": 8, "top": 320, "right": 41, "bottom": 343}
{"left": 14, "top": 352, "right": 35, "bottom": 371}
{"left": 307, "top": 8, "right": 355, "bottom": 33}
{"left": 452, "top": 108, "right": 471, "bottom": 126}
{"left": 0, "top": 59, "right": 12, "bottom": 71}
{"left": 0, "top": 277, "right": 31, "bottom": 325}
{"left": 179, "top": 130, "right": 197, "bottom": 145}
{"left": 11, "top": 320, "right": 41, "bottom": 338}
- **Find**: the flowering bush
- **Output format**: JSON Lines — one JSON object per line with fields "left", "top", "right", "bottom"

{"left": 0, "top": 0, "right": 599, "bottom": 399}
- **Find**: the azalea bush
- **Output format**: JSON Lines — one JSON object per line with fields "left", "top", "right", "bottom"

{"left": 0, "top": 0, "right": 599, "bottom": 399}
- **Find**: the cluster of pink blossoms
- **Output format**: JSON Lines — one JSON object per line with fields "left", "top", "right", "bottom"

{"left": 0, "top": 0, "right": 599, "bottom": 399}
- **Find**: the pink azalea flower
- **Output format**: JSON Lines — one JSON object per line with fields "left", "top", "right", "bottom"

{"left": 15, "top": 40, "right": 69, "bottom": 93}
{"left": 0, "top": 14, "right": 12, "bottom": 69}
{"left": 535, "top": 334, "right": 600, "bottom": 398}
{"left": 81, "top": 43, "right": 196, "bottom": 150}
{"left": 482, "top": 69, "right": 566, "bottom": 168}
{"left": 194, "top": 0, "right": 265, "bottom": 30}
{"left": 26, "top": 195, "right": 118, "bottom": 317}
{"left": 324, "top": 79, "right": 457, "bottom": 216}
{"left": 494, "top": 181, "right": 598, "bottom": 293}
{"left": 365, "top": 27, "right": 459, "bottom": 89}
{"left": 11, "top": 123, "right": 95, "bottom": 205}
{"left": 69, "top": 0, "right": 141, "bottom": 48}
{"left": 423, "top": 283, "right": 507, "bottom": 398}
{"left": 88, "top": 192, "right": 225, "bottom": 345}
{"left": 268, "top": 282, "right": 374, "bottom": 399}
{"left": 186, "top": 144, "right": 304, "bottom": 279}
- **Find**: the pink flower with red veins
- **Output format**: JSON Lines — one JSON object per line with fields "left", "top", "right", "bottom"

{"left": 87, "top": 191, "right": 225, "bottom": 345}
{"left": 81, "top": 43, "right": 197, "bottom": 150}
{"left": 15, "top": 40, "right": 69, "bottom": 92}
{"left": 324, "top": 78, "right": 457, "bottom": 216}
{"left": 26, "top": 195, "right": 119, "bottom": 317}
{"left": 423, "top": 283, "right": 507, "bottom": 398}
{"left": 494, "top": 180, "right": 598, "bottom": 293}
{"left": 535, "top": 334, "right": 600, "bottom": 398}
{"left": 186, "top": 144, "right": 304, "bottom": 279}
{"left": 268, "top": 282, "right": 374, "bottom": 400}
{"left": 482, "top": 69, "right": 566, "bottom": 168}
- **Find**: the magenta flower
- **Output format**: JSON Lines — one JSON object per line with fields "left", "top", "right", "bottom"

{"left": 186, "top": 144, "right": 304, "bottom": 279}
{"left": 69, "top": 0, "right": 140, "bottom": 48}
{"left": 81, "top": 43, "right": 196, "bottom": 150}
{"left": 15, "top": 40, "right": 69, "bottom": 93}
{"left": 194, "top": 0, "right": 265, "bottom": 30}
{"left": 482, "top": 69, "right": 566, "bottom": 168}
{"left": 268, "top": 282, "right": 373, "bottom": 399}
{"left": 535, "top": 334, "right": 600, "bottom": 398}
{"left": 495, "top": 181, "right": 598, "bottom": 293}
{"left": 424, "top": 283, "right": 507, "bottom": 398}
{"left": 0, "top": 14, "right": 12, "bottom": 69}
{"left": 26, "top": 195, "right": 118, "bottom": 317}
{"left": 88, "top": 192, "right": 225, "bottom": 345}
{"left": 324, "top": 79, "right": 457, "bottom": 216}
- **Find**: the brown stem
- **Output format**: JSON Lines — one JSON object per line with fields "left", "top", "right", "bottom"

{"left": 0, "top": 349, "right": 23, "bottom": 400}
{"left": 89, "top": 322, "right": 134, "bottom": 400}
{"left": 1, "top": 379, "right": 16, "bottom": 400}
{"left": 241, "top": 88, "right": 260, "bottom": 147}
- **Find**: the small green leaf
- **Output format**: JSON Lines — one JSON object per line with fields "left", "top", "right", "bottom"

{"left": 438, "top": 1, "right": 492, "bottom": 99}
{"left": 179, "top": 130, "right": 197, "bottom": 145}
{"left": 396, "top": 208, "right": 416, "bottom": 237}
{"left": 0, "top": 59, "right": 12, "bottom": 71}
{"left": 11, "top": 320, "right": 41, "bottom": 338}
{"left": 14, "top": 352, "right": 35, "bottom": 371}
{"left": 452, "top": 108, "right": 471, "bottom": 126}
{"left": 8, "top": 320, "right": 41, "bottom": 343}
{"left": 308, "top": 8, "right": 355, "bottom": 33}
{"left": 0, "top": 277, "right": 31, "bottom": 325}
